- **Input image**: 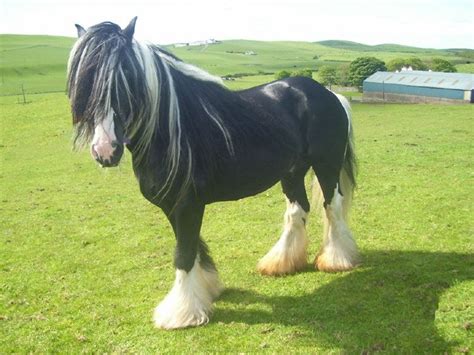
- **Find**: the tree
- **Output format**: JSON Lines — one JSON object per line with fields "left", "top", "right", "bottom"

{"left": 348, "top": 57, "right": 386, "bottom": 88}
{"left": 407, "top": 57, "right": 428, "bottom": 71}
{"left": 291, "top": 68, "right": 313, "bottom": 78}
{"left": 336, "top": 64, "right": 351, "bottom": 87}
{"left": 275, "top": 69, "right": 313, "bottom": 80}
{"left": 275, "top": 70, "right": 291, "bottom": 80}
{"left": 318, "top": 66, "right": 337, "bottom": 88}
{"left": 431, "top": 58, "right": 457, "bottom": 72}
{"left": 386, "top": 58, "right": 407, "bottom": 72}
{"left": 387, "top": 57, "right": 428, "bottom": 71}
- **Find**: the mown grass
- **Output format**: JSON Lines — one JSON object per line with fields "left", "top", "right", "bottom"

{"left": 1, "top": 91, "right": 472, "bottom": 353}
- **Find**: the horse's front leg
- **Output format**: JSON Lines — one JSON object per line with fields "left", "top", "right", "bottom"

{"left": 153, "top": 196, "right": 223, "bottom": 329}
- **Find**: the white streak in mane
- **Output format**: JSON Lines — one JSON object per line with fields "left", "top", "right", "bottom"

{"left": 158, "top": 46, "right": 190, "bottom": 194}
{"left": 126, "top": 40, "right": 232, "bottom": 199}
{"left": 128, "top": 41, "right": 161, "bottom": 158}
{"left": 158, "top": 51, "right": 224, "bottom": 86}
{"left": 199, "top": 98, "right": 234, "bottom": 155}
{"left": 67, "top": 38, "right": 88, "bottom": 101}
{"left": 67, "top": 38, "right": 83, "bottom": 79}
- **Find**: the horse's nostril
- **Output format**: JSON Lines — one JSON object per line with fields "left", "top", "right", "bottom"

{"left": 112, "top": 142, "right": 124, "bottom": 156}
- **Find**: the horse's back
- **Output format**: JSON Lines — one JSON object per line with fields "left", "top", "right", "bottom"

{"left": 239, "top": 77, "right": 349, "bottom": 160}
{"left": 239, "top": 76, "right": 345, "bottom": 126}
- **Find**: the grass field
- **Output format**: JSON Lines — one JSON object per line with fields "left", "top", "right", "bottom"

{"left": 1, "top": 91, "right": 472, "bottom": 353}
{"left": 172, "top": 39, "right": 473, "bottom": 77}
{"left": 1, "top": 34, "right": 473, "bottom": 96}
{"left": 0, "top": 35, "right": 75, "bottom": 96}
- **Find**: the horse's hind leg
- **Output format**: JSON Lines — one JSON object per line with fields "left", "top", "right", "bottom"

{"left": 313, "top": 162, "right": 359, "bottom": 272}
{"left": 257, "top": 164, "right": 310, "bottom": 276}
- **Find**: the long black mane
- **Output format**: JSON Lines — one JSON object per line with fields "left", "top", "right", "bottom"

{"left": 67, "top": 22, "right": 295, "bottom": 202}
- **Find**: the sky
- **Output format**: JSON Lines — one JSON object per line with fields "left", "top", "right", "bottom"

{"left": 1, "top": 0, "right": 473, "bottom": 49}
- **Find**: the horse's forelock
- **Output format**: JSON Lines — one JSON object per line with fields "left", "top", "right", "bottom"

{"left": 67, "top": 22, "right": 132, "bottom": 146}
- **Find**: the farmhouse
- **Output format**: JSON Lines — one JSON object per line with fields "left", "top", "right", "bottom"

{"left": 363, "top": 71, "right": 474, "bottom": 104}
{"left": 174, "top": 39, "right": 220, "bottom": 47}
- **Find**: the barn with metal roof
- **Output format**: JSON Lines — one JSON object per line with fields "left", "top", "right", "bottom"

{"left": 363, "top": 71, "right": 474, "bottom": 103}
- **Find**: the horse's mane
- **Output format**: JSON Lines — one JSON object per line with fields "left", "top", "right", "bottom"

{"left": 67, "top": 22, "right": 289, "bottom": 202}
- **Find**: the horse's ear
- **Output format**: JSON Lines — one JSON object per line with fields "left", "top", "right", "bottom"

{"left": 122, "top": 17, "right": 138, "bottom": 41}
{"left": 75, "top": 24, "right": 86, "bottom": 38}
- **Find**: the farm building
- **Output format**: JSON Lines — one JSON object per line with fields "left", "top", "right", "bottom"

{"left": 363, "top": 71, "right": 474, "bottom": 103}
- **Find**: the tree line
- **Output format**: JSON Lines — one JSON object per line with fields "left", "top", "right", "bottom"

{"left": 275, "top": 56, "right": 458, "bottom": 89}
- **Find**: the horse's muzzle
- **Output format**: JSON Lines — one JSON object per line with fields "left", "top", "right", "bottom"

{"left": 91, "top": 141, "right": 124, "bottom": 167}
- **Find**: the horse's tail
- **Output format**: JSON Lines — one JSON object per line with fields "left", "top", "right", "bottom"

{"left": 312, "top": 93, "right": 357, "bottom": 219}
{"left": 334, "top": 93, "right": 357, "bottom": 218}
{"left": 310, "top": 92, "right": 359, "bottom": 272}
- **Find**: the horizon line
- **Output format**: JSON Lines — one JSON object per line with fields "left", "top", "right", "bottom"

{"left": 0, "top": 33, "right": 472, "bottom": 51}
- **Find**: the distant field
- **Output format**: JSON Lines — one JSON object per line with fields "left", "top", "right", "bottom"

{"left": 173, "top": 39, "right": 474, "bottom": 76}
{"left": 0, "top": 35, "right": 74, "bottom": 95}
{"left": 1, "top": 92, "right": 472, "bottom": 353}
{"left": 1, "top": 34, "right": 473, "bottom": 96}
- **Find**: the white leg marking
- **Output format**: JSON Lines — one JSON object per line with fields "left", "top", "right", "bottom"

{"left": 316, "top": 185, "right": 359, "bottom": 272}
{"left": 257, "top": 199, "right": 309, "bottom": 275}
{"left": 153, "top": 257, "right": 223, "bottom": 329}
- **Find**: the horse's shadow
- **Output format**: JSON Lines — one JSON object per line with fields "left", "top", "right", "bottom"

{"left": 215, "top": 250, "right": 473, "bottom": 352}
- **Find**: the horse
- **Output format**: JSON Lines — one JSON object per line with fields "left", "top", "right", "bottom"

{"left": 67, "top": 18, "right": 359, "bottom": 330}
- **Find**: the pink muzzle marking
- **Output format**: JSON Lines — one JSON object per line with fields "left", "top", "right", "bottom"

{"left": 91, "top": 113, "right": 117, "bottom": 162}
{"left": 91, "top": 142, "right": 116, "bottom": 161}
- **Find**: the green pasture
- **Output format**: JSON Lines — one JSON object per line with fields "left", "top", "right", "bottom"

{"left": 0, "top": 35, "right": 74, "bottom": 96}
{"left": 172, "top": 39, "right": 473, "bottom": 76}
{"left": 1, "top": 91, "right": 472, "bottom": 352}
{"left": 1, "top": 34, "right": 473, "bottom": 96}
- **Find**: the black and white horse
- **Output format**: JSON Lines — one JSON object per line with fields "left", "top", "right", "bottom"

{"left": 67, "top": 18, "right": 359, "bottom": 329}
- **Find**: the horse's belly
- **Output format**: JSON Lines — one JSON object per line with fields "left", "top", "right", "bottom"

{"left": 199, "top": 149, "right": 298, "bottom": 203}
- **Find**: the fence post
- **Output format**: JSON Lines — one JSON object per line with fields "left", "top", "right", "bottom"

{"left": 21, "top": 84, "right": 27, "bottom": 104}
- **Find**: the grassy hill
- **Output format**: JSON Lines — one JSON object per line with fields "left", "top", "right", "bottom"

{"left": 0, "top": 35, "right": 75, "bottom": 96}
{"left": 171, "top": 39, "right": 473, "bottom": 76}
{"left": 0, "top": 34, "right": 472, "bottom": 96}
{"left": 316, "top": 40, "right": 443, "bottom": 54}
